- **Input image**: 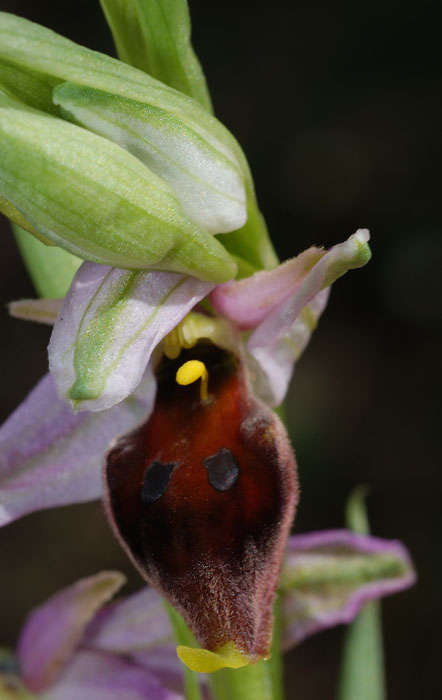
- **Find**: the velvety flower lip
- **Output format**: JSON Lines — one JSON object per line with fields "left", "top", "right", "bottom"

{"left": 103, "top": 344, "right": 298, "bottom": 671}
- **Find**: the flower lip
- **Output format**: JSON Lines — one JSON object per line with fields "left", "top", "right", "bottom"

{"left": 104, "top": 343, "right": 298, "bottom": 665}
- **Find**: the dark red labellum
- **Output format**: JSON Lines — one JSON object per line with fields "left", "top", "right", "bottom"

{"left": 104, "top": 345, "right": 298, "bottom": 661}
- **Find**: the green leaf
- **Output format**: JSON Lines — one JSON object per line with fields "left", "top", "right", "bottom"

{"left": 99, "top": 0, "right": 212, "bottom": 111}
{"left": 338, "top": 602, "right": 385, "bottom": 700}
{"left": 13, "top": 224, "right": 82, "bottom": 298}
{"left": 337, "top": 488, "right": 386, "bottom": 700}
{"left": 0, "top": 91, "right": 236, "bottom": 282}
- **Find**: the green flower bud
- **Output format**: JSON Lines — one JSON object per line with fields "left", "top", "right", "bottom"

{"left": 0, "top": 13, "right": 247, "bottom": 234}
{"left": 0, "top": 91, "right": 236, "bottom": 282}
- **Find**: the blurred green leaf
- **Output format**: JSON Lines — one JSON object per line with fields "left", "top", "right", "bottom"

{"left": 337, "top": 488, "right": 386, "bottom": 700}
{"left": 220, "top": 190, "right": 279, "bottom": 271}
{"left": 13, "top": 225, "right": 82, "bottom": 299}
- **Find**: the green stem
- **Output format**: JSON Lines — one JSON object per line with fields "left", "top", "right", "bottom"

{"left": 219, "top": 185, "right": 279, "bottom": 274}
{"left": 207, "top": 597, "right": 285, "bottom": 700}
{"left": 164, "top": 595, "right": 285, "bottom": 700}
{"left": 164, "top": 603, "right": 204, "bottom": 700}
{"left": 209, "top": 658, "right": 275, "bottom": 700}
{"left": 267, "top": 596, "right": 285, "bottom": 700}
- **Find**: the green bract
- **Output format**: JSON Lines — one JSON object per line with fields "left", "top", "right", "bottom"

{"left": 0, "top": 11, "right": 280, "bottom": 275}
{"left": 99, "top": 0, "right": 212, "bottom": 111}
{"left": 0, "top": 57, "right": 57, "bottom": 114}
{"left": 53, "top": 82, "right": 246, "bottom": 235}
{"left": 0, "top": 194, "right": 41, "bottom": 239}
{"left": 0, "top": 12, "right": 247, "bottom": 233}
{"left": 0, "top": 90, "right": 236, "bottom": 282}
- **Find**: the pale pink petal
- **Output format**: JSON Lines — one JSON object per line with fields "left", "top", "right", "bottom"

{"left": 18, "top": 572, "right": 125, "bottom": 692}
{"left": 280, "top": 530, "right": 416, "bottom": 650}
{"left": 84, "top": 588, "right": 185, "bottom": 693}
{"left": 210, "top": 247, "right": 324, "bottom": 329}
{"left": 0, "top": 367, "right": 156, "bottom": 526}
{"left": 247, "top": 289, "right": 329, "bottom": 406}
{"left": 248, "top": 230, "right": 371, "bottom": 350}
{"left": 211, "top": 231, "right": 370, "bottom": 406}
{"left": 132, "top": 648, "right": 185, "bottom": 696}
{"left": 85, "top": 587, "right": 173, "bottom": 654}
{"left": 48, "top": 262, "right": 214, "bottom": 412}
{"left": 45, "top": 649, "right": 183, "bottom": 700}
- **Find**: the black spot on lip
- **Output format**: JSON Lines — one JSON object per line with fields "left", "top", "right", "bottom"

{"left": 142, "top": 461, "right": 179, "bottom": 504}
{"left": 203, "top": 448, "right": 240, "bottom": 492}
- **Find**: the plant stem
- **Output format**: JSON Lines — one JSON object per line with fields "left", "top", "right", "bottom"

{"left": 164, "top": 603, "right": 203, "bottom": 700}
{"left": 208, "top": 597, "right": 285, "bottom": 700}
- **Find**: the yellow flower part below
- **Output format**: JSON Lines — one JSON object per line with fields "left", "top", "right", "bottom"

{"left": 176, "top": 360, "right": 208, "bottom": 400}
{"left": 177, "top": 642, "right": 250, "bottom": 673}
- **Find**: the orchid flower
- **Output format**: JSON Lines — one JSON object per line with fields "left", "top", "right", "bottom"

{"left": 0, "top": 2, "right": 412, "bottom": 696}
{"left": 2, "top": 228, "right": 370, "bottom": 669}
{"left": 0, "top": 531, "right": 414, "bottom": 699}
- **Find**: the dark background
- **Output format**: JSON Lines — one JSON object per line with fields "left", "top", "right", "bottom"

{"left": 0, "top": 1, "right": 441, "bottom": 697}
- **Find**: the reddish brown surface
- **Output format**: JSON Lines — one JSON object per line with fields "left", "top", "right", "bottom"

{"left": 105, "top": 346, "right": 298, "bottom": 658}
